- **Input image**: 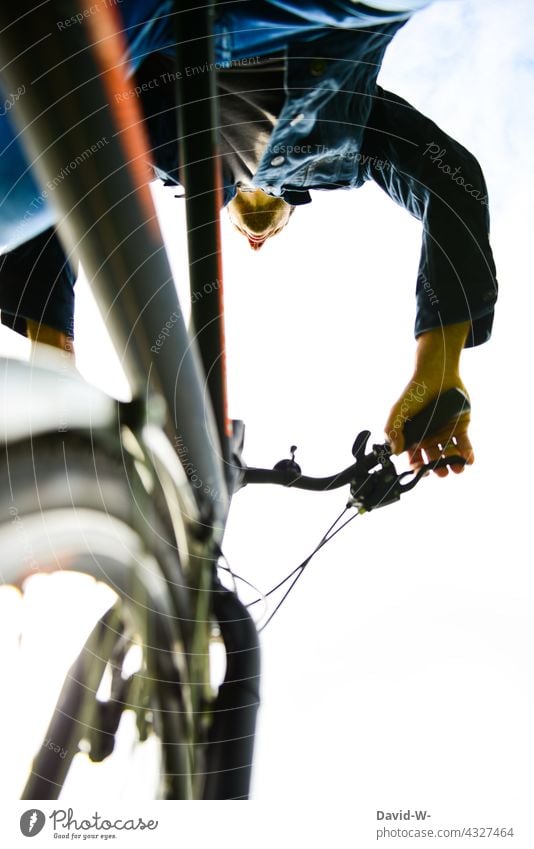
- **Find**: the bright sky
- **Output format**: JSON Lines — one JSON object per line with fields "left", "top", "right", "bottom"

{"left": 219, "top": 0, "right": 534, "bottom": 831}
{"left": 1, "top": 0, "right": 533, "bottom": 840}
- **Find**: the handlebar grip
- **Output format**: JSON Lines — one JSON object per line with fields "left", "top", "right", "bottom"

{"left": 402, "top": 388, "right": 470, "bottom": 449}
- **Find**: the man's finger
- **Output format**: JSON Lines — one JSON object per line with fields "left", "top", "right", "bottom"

{"left": 424, "top": 442, "right": 450, "bottom": 477}
{"left": 448, "top": 432, "right": 474, "bottom": 473}
{"left": 407, "top": 445, "right": 424, "bottom": 471}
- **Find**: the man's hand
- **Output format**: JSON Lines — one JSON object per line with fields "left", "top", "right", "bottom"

{"left": 27, "top": 319, "right": 75, "bottom": 357}
{"left": 384, "top": 322, "right": 475, "bottom": 478}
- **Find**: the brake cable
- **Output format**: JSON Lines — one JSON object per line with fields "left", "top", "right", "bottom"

{"left": 221, "top": 389, "right": 470, "bottom": 629}
{"left": 217, "top": 505, "right": 360, "bottom": 630}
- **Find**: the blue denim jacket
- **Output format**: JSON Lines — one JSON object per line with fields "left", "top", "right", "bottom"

{"left": 0, "top": 0, "right": 497, "bottom": 346}
{"left": 220, "top": 19, "right": 408, "bottom": 204}
{"left": 116, "top": 0, "right": 409, "bottom": 202}
{"left": 102, "top": 0, "right": 500, "bottom": 346}
{"left": 0, "top": 0, "right": 405, "bottom": 247}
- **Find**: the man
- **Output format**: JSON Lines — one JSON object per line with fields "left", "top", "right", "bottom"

{"left": 0, "top": 0, "right": 498, "bottom": 474}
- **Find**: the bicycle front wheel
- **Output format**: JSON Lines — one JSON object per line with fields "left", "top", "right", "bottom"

{"left": 0, "top": 431, "right": 198, "bottom": 800}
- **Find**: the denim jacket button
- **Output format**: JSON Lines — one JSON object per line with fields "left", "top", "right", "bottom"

{"left": 310, "top": 59, "right": 327, "bottom": 77}
{"left": 290, "top": 113, "right": 305, "bottom": 127}
{"left": 270, "top": 155, "right": 285, "bottom": 167}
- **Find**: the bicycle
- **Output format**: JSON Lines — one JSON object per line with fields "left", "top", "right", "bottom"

{"left": 0, "top": 1, "right": 469, "bottom": 800}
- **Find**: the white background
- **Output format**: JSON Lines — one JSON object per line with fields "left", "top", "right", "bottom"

{"left": 1, "top": 0, "right": 533, "bottom": 845}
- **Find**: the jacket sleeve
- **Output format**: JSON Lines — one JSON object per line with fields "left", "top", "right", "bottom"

{"left": 359, "top": 85, "right": 498, "bottom": 347}
{"left": 0, "top": 227, "right": 77, "bottom": 338}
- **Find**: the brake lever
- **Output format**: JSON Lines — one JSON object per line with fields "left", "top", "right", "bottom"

{"left": 349, "top": 432, "right": 401, "bottom": 512}
{"left": 398, "top": 454, "right": 467, "bottom": 493}
{"left": 348, "top": 430, "right": 467, "bottom": 512}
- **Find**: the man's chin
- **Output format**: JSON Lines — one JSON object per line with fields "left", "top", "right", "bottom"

{"left": 247, "top": 234, "right": 268, "bottom": 249}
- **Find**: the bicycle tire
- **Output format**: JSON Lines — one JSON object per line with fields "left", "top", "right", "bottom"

{"left": 0, "top": 431, "right": 201, "bottom": 800}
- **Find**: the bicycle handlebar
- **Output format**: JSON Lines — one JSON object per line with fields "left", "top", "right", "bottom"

{"left": 241, "top": 389, "right": 470, "bottom": 511}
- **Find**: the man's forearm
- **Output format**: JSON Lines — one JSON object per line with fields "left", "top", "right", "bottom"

{"left": 414, "top": 321, "right": 470, "bottom": 386}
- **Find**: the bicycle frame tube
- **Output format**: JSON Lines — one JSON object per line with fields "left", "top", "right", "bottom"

{"left": 0, "top": 1, "right": 260, "bottom": 801}
{"left": 174, "top": 3, "right": 260, "bottom": 800}
{"left": 175, "top": 2, "right": 233, "bottom": 479}
{"left": 0, "top": 1, "right": 228, "bottom": 536}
